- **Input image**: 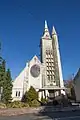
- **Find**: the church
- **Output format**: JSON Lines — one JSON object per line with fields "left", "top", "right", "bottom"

{"left": 12, "top": 21, "right": 65, "bottom": 101}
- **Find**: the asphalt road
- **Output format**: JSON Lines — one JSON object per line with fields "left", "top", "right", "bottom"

{"left": 0, "top": 110, "right": 80, "bottom": 120}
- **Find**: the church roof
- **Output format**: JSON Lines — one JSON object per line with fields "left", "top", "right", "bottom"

{"left": 31, "top": 55, "right": 41, "bottom": 63}
{"left": 26, "top": 55, "right": 41, "bottom": 67}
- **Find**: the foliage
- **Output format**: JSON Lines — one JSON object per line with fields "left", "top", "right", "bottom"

{"left": 22, "top": 91, "right": 28, "bottom": 102}
{"left": 64, "top": 79, "right": 76, "bottom": 100}
{"left": 0, "top": 59, "right": 6, "bottom": 88}
{"left": 7, "top": 101, "right": 29, "bottom": 108}
{"left": 64, "top": 80, "right": 73, "bottom": 88}
{"left": 0, "top": 44, "right": 13, "bottom": 104}
{"left": 25, "top": 86, "right": 38, "bottom": 103}
{"left": 29, "top": 99, "right": 41, "bottom": 107}
{"left": 0, "top": 102, "right": 6, "bottom": 108}
{"left": 0, "top": 54, "right": 13, "bottom": 104}
{"left": 2, "top": 69, "right": 13, "bottom": 104}
{"left": 71, "top": 87, "right": 76, "bottom": 101}
{"left": 41, "top": 97, "right": 48, "bottom": 104}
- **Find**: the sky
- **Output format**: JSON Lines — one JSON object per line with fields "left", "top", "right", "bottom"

{"left": 0, "top": 0, "right": 80, "bottom": 80}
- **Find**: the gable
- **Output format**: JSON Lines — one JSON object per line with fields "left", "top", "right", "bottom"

{"left": 29, "top": 55, "right": 41, "bottom": 66}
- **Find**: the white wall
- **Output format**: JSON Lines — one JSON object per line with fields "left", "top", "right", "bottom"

{"left": 12, "top": 56, "right": 42, "bottom": 101}
{"left": 28, "top": 56, "right": 42, "bottom": 90}
{"left": 12, "top": 67, "right": 26, "bottom": 101}
{"left": 74, "top": 76, "right": 80, "bottom": 102}
{"left": 42, "top": 39, "right": 52, "bottom": 64}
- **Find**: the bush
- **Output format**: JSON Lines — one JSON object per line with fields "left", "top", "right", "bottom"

{"left": 29, "top": 99, "right": 41, "bottom": 107}
{"left": 0, "top": 102, "right": 6, "bottom": 108}
{"left": 24, "top": 86, "right": 38, "bottom": 103}
{"left": 7, "top": 101, "right": 29, "bottom": 108}
{"left": 41, "top": 97, "right": 48, "bottom": 104}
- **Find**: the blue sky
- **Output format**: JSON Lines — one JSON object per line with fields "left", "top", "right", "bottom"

{"left": 0, "top": 0, "right": 80, "bottom": 80}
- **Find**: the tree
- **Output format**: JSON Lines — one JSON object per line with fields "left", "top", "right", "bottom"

{"left": 2, "top": 69, "right": 13, "bottom": 104}
{"left": 71, "top": 87, "right": 76, "bottom": 101}
{"left": 0, "top": 59, "right": 6, "bottom": 87}
{"left": 0, "top": 43, "right": 13, "bottom": 103}
{"left": 25, "top": 86, "right": 38, "bottom": 103}
{"left": 64, "top": 79, "right": 76, "bottom": 100}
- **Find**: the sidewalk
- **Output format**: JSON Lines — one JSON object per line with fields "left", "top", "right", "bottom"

{"left": 0, "top": 108, "right": 39, "bottom": 116}
{"left": 0, "top": 106, "right": 80, "bottom": 116}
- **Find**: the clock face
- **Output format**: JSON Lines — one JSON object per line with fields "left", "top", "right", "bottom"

{"left": 30, "top": 64, "right": 40, "bottom": 77}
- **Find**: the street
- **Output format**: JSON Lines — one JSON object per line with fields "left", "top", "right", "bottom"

{"left": 0, "top": 109, "right": 80, "bottom": 120}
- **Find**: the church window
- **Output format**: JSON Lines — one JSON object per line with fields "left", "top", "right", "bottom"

{"left": 48, "top": 54, "right": 50, "bottom": 58}
{"left": 34, "top": 57, "right": 37, "bottom": 62}
{"left": 48, "top": 75, "right": 50, "bottom": 80}
{"left": 46, "top": 62, "right": 48, "bottom": 66}
{"left": 46, "top": 54, "right": 48, "bottom": 58}
{"left": 46, "top": 59, "right": 48, "bottom": 62}
{"left": 47, "top": 71, "right": 49, "bottom": 74}
{"left": 46, "top": 50, "right": 48, "bottom": 55}
{"left": 51, "top": 75, "right": 53, "bottom": 80}
{"left": 49, "top": 75, "right": 51, "bottom": 80}
{"left": 16, "top": 91, "right": 20, "bottom": 97}
{"left": 47, "top": 66, "right": 49, "bottom": 70}
{"left": 51, "top": 59, "right": 54, "bottom": 62}
{"left": 49, "top": 67, "right": 51, "bottom": 70}
{"left": 50, "top": 71, "right": 51, "bottom": 75}
{"left": 48, "top": 59, "right": 50, "bottom": 62}
{"left": 52, "top": 67, "right": 54, "bottom": 70}
{"left": 16, "top": 91, "right": 18, "bottom": 97}
{"left": 51, "top": 50, "right": 52, "bottom": 54}
{"left": 52, "top": 62, "right": 54, "bottom": 66}
{"left": 53, "top": 75, "right": 54, "bottom": 80}
{"left": 18, "top": 91, "right": 20, "bottom": 97}
{"left": 52, "top": 71, "right": 54, "bottom": 75}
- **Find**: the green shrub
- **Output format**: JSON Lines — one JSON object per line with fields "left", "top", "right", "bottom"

{"left": 0, "top": 102, "right": 6, "bottom": 108}
{"left": 7, "top": 101, "right": 29, "bottom": 108}
{"left": 41, "top": 97, "right": 48, "bottom": 104}
{"left": 29, "top": 99, "right": 41, "bottom": 107}
{"left": 24, "top": 86, "right": 38, "bottom": 103}
{"left": 21, "top": 102, "right": 29, "bottom": 108}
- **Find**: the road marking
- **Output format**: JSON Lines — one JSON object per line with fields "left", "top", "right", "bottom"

{"left": 55, "top": 115, "right": 80, "bottom": 120}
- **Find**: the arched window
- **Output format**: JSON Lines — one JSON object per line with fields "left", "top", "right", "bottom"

{"left": 18, "top": 91, "right": 20, "bottom": 97}
{"left": 16, "top": 91, "right": 17, "bottom": 97}
{"left": 16, "top": 91, "right": 20, "bottom": 97}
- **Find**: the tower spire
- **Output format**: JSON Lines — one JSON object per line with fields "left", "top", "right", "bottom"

{"left": 45, "top": 20, "right": 48, "bottom": 29}
{"left": 42, "top": 20, "right": 51, "bottom": 39}
{"left": 52, "top": 26, "right": 57, "bottom": 35}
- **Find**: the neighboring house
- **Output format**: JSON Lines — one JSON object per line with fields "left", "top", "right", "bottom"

{"left": 73, "top": 68, "right": 80, "bottom": 102}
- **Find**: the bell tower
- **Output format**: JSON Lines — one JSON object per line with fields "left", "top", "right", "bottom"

{"left": 40, "top": 21, "right": 65, "bottom": 94}
{"left": 52, "top": 26, "right": 64, "bottom": 88}
{"left": 40, "top": 21, "right": 56, "bottom": 86}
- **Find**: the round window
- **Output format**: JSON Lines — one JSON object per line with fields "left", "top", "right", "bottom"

{"left": 30, "top": 64, "right": 40, "bottom": 77}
